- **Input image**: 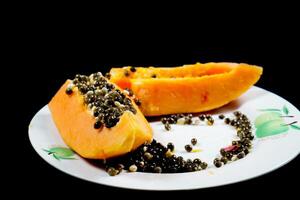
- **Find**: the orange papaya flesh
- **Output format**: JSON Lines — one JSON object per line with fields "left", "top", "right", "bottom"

{"left": 49, "top": 79, "right": 152, "bottom": 159}
{"left": 110, "top": 63, "right": 263, "bottom": 116}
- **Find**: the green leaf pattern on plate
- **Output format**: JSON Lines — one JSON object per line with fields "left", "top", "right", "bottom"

{"left": 258, "top": 108, "right": 281, "bottom": 112}
{"left": 254, "top": 112, "right": 281, "bottom": 128}
{"left": 290, "top": 124, "right": 300, "bottom": 130}
{"left": 255, "top": 105, "right": 299, "bottom": 138}
{"left": 256, "top": 119, "right": 289, "bottom": 138}
{"left": 282, "top": 105, "right": 289, "bottom": 115}
{"left": 43, "top": 147, "right": 76, "bottom": 160}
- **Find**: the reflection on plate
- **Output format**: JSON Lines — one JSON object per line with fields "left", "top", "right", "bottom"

{"left": 29, "top": 86, "right": 300, "bottom": 190}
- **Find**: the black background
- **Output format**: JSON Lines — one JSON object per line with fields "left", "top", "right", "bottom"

{"left": 7, "top": 9, "right": 300, "bottom": 196}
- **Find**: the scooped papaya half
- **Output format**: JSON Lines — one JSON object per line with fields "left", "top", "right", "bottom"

{"left": 49, "top": 72, "right": 153, "bottom": 159}
{"left": 109, "top": 63, "right": 263, "bottom": 116}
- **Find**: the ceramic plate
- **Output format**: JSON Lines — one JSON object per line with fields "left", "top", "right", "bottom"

{"left": 29, "top": 86, "right": 300, "bottom": 190}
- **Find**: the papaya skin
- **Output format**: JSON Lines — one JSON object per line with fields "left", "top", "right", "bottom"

{"left": 48, "top": 80, "right": 153, "bottom": 159}
{"left": 110, "top": 63, "right": 263, "bottom": 116}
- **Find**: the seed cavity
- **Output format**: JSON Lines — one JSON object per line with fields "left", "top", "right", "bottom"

{"left": 70, "top": 72, "right": 137, "bottom": 129}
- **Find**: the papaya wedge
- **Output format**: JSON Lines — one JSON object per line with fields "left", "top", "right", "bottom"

{"left": 110, "top": 63, "right": 263, "bottom": 116}
{"left": 49, "top": 73, "right": 152, "bottom": 159}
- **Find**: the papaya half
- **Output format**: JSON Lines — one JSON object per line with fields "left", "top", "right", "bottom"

{"left": 49, "top": 73, "right": 153, "bottom": 159}
{"left": 110, "top": 62, "right": 263, "bottom": 116}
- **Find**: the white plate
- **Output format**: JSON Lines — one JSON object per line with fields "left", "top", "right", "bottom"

{"left": 28, "top": 86, "right": 300, "bottom": 190}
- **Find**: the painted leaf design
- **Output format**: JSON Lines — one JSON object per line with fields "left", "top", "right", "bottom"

{"left": 258, "top": 109, "right": 281, "bottom": 112}
{"left": 44, "top": 147, "right": 76, "bottom": 160}
{"left": 254, "top": 112, "right": 281, "bottom": 128}
{"left": 53, "top": 153, "right": 60, "bottom": 160}
{"left": 48, "top": 147, "right": 74, "bottom": 158}
{"left": 57, "top": 157, "right": 76, "bottom": 160}
{"left": 43, "top": 149, "right": 53, "bottom": 154}
{"left": 290, "top": 124, "right": 300, "bottom": 131}
{"left": 256, "top": 119, "right": 289, "bottom": 138}
{"left": 282, "top": 105, "right": 289, "bottom": 115}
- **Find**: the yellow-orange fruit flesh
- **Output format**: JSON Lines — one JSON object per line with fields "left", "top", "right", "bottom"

{"left": 110, "top": 63, "right": 263, "bottom": 116}
{"left": 49, "top": 80, "right": 152, "bottom": 159}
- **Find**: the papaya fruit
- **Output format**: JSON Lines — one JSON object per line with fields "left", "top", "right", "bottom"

{"left": 110, "top": 63, "right": 263, "bottom": 116}
{"left": 49, "top": 73, "right": 152, "bottom": 159}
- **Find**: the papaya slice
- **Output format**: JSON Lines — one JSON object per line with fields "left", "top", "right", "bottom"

{"left": 110, "top": 63, "right": 263, "bottom": 116}
{"left": 49, "top": 73, "right": 152, "bottom": 159}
